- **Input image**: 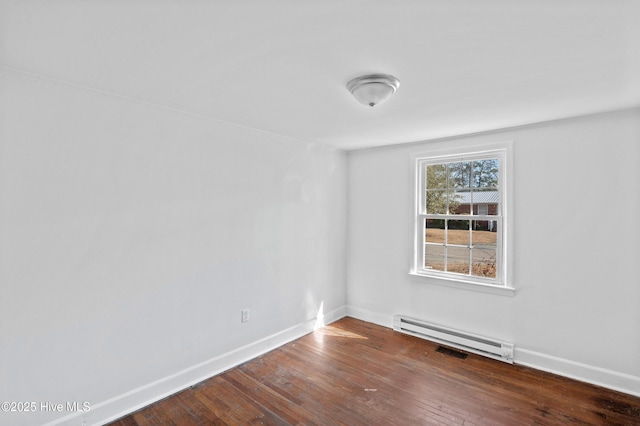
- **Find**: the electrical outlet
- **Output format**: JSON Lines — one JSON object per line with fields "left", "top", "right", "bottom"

{"left": 241, "top": 309, "right": 250, "bottom": 323}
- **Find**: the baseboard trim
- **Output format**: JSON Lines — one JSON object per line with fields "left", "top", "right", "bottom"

{"left": 515, "top": 348, "right": 640, "bottom": 398}
{"left": 45, "top": 305, "right": 348, "bottom": 426}
{"left": 346, "top": 307, "right": 640, "bottom": 398}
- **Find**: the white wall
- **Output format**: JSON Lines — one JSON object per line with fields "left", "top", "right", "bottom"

{"left": 1, "top": 65, "right": 638, "bottom": 425}
{"left": 347, "top": 108, "right": 640, "bottom": 395}
{"left": 0, "top": 71, "right": 347, "bottom": 425}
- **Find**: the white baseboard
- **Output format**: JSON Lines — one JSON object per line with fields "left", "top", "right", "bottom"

{"left": 515, "top": 348, "right": 640, "bottom": 398}
{"left": 346, "top": 307, "right": 640, "bottom": 398}
{"left": 45, "top": 305, "right": 348, "bottom": 426}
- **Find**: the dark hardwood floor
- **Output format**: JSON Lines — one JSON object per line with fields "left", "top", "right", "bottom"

{"left": 109, "top": 317, "right": 640, "bottom": 425}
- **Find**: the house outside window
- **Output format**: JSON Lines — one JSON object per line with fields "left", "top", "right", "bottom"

{"left": 411, "top": 143, "right": 513, "bottom": 294}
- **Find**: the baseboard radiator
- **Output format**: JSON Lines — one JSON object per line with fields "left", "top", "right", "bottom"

{"left": 393, "top": 315, "right": 514, "bottom": 363}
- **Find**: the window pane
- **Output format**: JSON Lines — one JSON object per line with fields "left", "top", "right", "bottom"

{"left": 447, "top": 246, "right": 470, "bottom": 274}
{"left": 450, "top": 190, "right": 469, "bottom": 215}
{"left": 472, "top": 248, "right": 496, "bottom": 278}
{"left": 425, "top": 244, "right": 445, "bottom": 271}
{"left": 449, "top": 161, "right": 471, "bottom": 189}
{"left": 426, "top": 190, "right": 448, "bottom": 214}
{"left": 472, "top": 159, "right": 499, "bottom": 188}
{"left": 447, "top": 220, "right": 470, "bottom": 245}
{"left": 471, "top": 220, "right": 497, "bottom": 245}
{"left": 426, "top": 219, "right": 445, "bottom": 244}
{"left": 426, "top": 164, "right": 447, "bottom": 189}
{"left": 472, "top": 188, "right": 499, "bottom": 216}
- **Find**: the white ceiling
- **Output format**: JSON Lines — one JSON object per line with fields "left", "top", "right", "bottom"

{"left": 1, "top": 0, "right": 639, "bottom": 150}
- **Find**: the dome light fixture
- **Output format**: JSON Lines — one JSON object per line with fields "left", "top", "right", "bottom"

{"left": 347, "top": 73, "right": 400, "bottom": 107}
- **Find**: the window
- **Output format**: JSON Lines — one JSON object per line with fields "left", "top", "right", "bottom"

{"left": 411, "top": 145, "right": 513, "bottom": 293}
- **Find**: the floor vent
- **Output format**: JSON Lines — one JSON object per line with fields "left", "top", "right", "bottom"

{"left": 436, "top": 345, "right": 468, "bottom": 359}
{"left": 393, "top": 315, "right": 514, "bottom": 363}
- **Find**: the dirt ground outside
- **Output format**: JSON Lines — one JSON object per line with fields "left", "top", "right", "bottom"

{"left": 425, "top": 228, "right": 497, "bottom": 245}
{"left": 425, "top": 229, "right": 497, "bottom": 277}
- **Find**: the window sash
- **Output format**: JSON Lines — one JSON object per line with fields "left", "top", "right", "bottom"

{"left": 418, "top": 214, "right": 503, "bottom": 284}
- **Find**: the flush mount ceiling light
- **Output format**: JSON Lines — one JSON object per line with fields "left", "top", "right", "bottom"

{"left": 347, "top": 73, "right": 400, "bottom": 107}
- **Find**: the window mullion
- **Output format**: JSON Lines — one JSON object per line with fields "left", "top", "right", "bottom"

{"left": 468, "top": 219, "right": 473, "bottom": 275}
{"left": 444, "top": 218, "right": 448, "bottom": 272}
{"left": 445, "top": 164, "right": 450, "bottom": 215}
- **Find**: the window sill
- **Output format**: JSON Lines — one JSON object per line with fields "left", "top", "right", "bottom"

{"left": 408, "top": 271, "right": 516, "bottom": 296}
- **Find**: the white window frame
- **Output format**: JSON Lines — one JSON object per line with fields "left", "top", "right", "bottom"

{"left": 410, "top": 142, "right": 514, "bottom": 296}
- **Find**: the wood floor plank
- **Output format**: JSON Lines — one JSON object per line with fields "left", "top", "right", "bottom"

{"left": 107, "top": 418, "right": 139, "bottom": 426}
{"left": 238, "top": 352, "right": 372, "bottom": 426}
{"left": 109, "top": 317, "right": 640, "bottom": 425}
{"left": 174, "top": 388, "right": 227, "bottom": 425}
{"left": 222, "top": 368, "right": 323, "bottom": 426}
{"left": 195, "top": 375, "right": 288, "bottom": 425}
